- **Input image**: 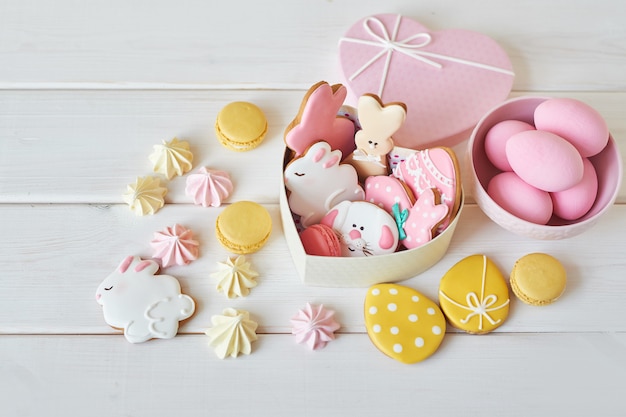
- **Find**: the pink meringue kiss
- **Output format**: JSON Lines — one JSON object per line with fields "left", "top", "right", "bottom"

{"left": 185, "top": 167, "right": 233, "bottom": 207}
{"left": 290, "top": 303, "right": 340, "bottom": 350}
{"left": 151, "top": 224, "right": 199, "bottom": 268}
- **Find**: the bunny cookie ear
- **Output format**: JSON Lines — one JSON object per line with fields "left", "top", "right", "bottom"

{"left": 284, "top": 81, "right": 356, "bottom": 158}
{"left": 357, "top": 94, "right": 407, "bottom": 138}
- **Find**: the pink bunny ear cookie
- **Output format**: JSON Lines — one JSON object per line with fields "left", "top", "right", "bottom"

{"left": 392, "top": 147, "right": 461, "bottom": 230}
{"left": 284, "top": 141, "right": 364, "bottom": 228}
{"left": 284, "top": 81, "right": 356, "bottom": 160}
{"left": 346, "top": 94, "right": 407, "bottom": 181}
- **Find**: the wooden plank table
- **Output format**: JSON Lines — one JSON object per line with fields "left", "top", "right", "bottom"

{"left": 1, "top": 1, "right": 625, "bottom": 415}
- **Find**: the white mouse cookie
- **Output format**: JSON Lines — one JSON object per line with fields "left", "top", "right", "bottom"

{"left": 321, "top": 200, "right": 399, "bottom": 257}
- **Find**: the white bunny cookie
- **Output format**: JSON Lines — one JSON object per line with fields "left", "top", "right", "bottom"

{"left": 346, "top": 94, "right": 407, "bottom": 181}
{"left": 95, "top": 255, "right": 195, "bottom": 343}
{"left": 284, "top": 141, "right": 365, "bottom": 228}
{"left": 321, "top": 200, "right": 399, "bottom": 257}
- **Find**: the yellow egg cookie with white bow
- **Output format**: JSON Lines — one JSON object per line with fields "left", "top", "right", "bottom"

{"left": 364, "top": 283, "right": 446, "bottom": 364}
{"left": 438, "top": 254, "right": 510, "bottom": 334}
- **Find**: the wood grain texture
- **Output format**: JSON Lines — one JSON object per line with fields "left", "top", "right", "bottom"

{"left": 1, "top": 334, "right": 625, "bottom": 417}
{"left": 0, "top": 0, "right": 625, "bottom": 416}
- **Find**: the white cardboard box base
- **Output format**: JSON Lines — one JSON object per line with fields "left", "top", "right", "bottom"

{"left": 280, "top": 146, "right": 463, "bottom": 288}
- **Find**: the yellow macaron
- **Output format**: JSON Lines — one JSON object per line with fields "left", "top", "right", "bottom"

{"left": 215, "top": 201, "right": 272, "bottom": 254}
{"left": 510, "top": 253, "right": 567, "bottom": 306}
{"left": 215, "top": 101, "right": 268, "bottom": 151}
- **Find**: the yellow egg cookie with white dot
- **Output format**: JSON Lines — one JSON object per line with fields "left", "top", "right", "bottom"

{"left": 364, "top": 283, "right": 446, "bottom": 364}
{"left": 438, "top": 254, "right": 510, "bottom": 334}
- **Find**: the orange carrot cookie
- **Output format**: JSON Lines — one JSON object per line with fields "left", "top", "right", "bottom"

{"left": 510, "top": 253, "right": 567, "bottom": 306}
{"left": 364, "top": 283, "right": 446, "bottom": 364}
{"left": 438, "top": 254, "right": 510, "bottom": 334}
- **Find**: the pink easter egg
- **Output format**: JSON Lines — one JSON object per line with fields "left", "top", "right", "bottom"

{"left": 484, "top": 120, "right": 535, "bottom": 171}
{"left": 487, "top": 172, "right": 553, "bottom": 225}
{"left": 534, "top": 98, "right": 609, "bottom": 157}
{"left": 551, "top": 158, "right": 598, "bottom": 221}
{"left": 506, "top": 130, "right": 584, "bottom": 192}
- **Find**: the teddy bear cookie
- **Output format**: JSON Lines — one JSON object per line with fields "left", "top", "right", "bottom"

{"left": 344, "top": 94, "right": 407, "bottom": 181}
{"left": 284, "top": 141, "right": 365, "bottom": 228}
{"left": 95, "top": 256, "right": 196, "bottom": 343}
{"left": 438, "top": 254, "right": 510, "bottom": 334}
{"left": 321, "top": 200, "right": 399, "bottom": 257}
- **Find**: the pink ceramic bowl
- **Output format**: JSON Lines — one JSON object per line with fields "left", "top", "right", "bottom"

{"left": 468, "top": 96, "right": 623, "bottom": 239}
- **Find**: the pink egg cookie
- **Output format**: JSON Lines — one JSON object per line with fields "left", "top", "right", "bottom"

{"left": 392, "top": 147, "right": 461, "bottom": 229}
{"left": 299, "top": 223, "right": 341, "bottom": 257}
{"left": 506, "top": 130, "right": 584, "bottom": 192}
{"left": 488, "top": 172, "right": 553, "bottom": 225}
{"left": 534, "top": 98, "right": 609, "bottom": 157}
{"left": 322, "top": 200, "right": 399, "bottom": 257}
{"left": 284, "top": 141, "right": 365, "bottom": 228}
{"left": 284, "top": 81, "right": 356, "bottom": 159}
{"left": 551, "top": 158, "right": 598, "bottom": 220}
{"left": 365, "top": 175, "right": 414, "bottom": 213}
{"left": 484, "top": 120, "right": 535, "bottom": 171}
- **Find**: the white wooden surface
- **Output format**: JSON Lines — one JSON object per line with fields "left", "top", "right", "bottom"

{"left": 1, "top": 1, "right": 625, "bottom": 416}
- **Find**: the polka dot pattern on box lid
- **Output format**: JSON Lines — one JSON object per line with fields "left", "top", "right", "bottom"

{"left": 364, "top": 283, "right": 446, "bottom": 364}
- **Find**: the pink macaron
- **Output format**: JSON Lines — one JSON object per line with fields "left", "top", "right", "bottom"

{"left": 299, "top": 223, "right": 341, "bottom": 257}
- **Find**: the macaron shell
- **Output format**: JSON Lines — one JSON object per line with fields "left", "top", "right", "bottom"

{"left": 534, "top": 98, "right": 609, "bottom": 157}
{"left": 484, "top": 120, "right": 535, "bottom": 171}
{"left": 551, "top": 158, "right": 598, "bottom": 220}
{"left": 487, "top": 171, "right": 553, "bottom": 225}
{"left": 439, "top": 254, "right": 510, "bottom": 334}
{"left": 215, "top": 102, "right": 268, "bottom": 151}
{"left": 506, "top": 130, "right": 584, "bottom": 192}
{"left": 299, "top": 223, "right": 341, "bottom": 256}
{"left": 510, "top": 253, "right": 567, "bottom": 306}
{"left": 215, "top": 201, "right": 272, "bottom": 254}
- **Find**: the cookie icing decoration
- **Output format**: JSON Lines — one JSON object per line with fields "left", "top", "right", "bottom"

{"left": 205, "top": 308, "right": 258, "bottom": 359}
{"left": 284, "top": 141, "right": 364, "bottom": 228}
{"left": 211, "top": 255, "right": 259, "bottom": 299}
{"left": 339, "top": 13, "right": 514, "bottom": 148}
{"left": 148, "top": 137, "right": 193, "bottom": 179}
{"left": 438, "top": 254, "right": 510, "bottom": 334}
{"left": 322, "top": 200, "right": 399, "bottom": 257}
{"left": 284, "top": 81, "right": 356, "bottom": 159}
{"left": 122, "top": 176, "right": 168, "bottom": 216}
{"left": 150, "top": 224, "right": 199, "bottom": 268}
{"left": 392, "top": 147, "right": 460, "bottom": 229}
{"left": 185, "top": 167, "right": 233, "bottom": 207}
{"left": 291, "top": 303, "right": 341, "bottom": 350}
{"left": 346, "top": 94, "right": 406, "bottom": 180}
{"left": 95, "top": 256, "right": 196, "bottom": 343}
{"left": 401, "top": 188, "right": 449, "bottom": 249}
{"left": 364, "top": 283, "right": 446, "bottom": 364}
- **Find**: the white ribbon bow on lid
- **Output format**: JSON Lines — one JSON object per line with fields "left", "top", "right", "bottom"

{"left": 340, "top": 15, "right": 515, "bottom": 97}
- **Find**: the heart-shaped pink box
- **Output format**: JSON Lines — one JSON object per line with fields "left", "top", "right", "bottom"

{"left": 338, "top": 13, "right": 515, "bottom": 149}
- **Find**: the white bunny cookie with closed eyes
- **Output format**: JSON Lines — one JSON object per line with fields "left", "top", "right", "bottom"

{"left": 346, "top": 94, "right": 407, "bottom": 181}
{"left": 284, "top": 141, "right": 365, "bottom": 228}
